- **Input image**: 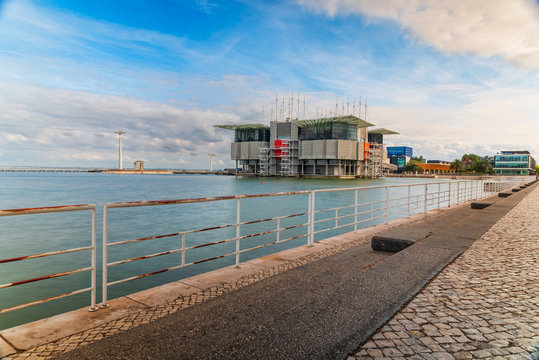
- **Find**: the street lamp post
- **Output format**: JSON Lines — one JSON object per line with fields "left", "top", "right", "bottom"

{"left": 114, "top": 130, "right": 126, "bottom": 169}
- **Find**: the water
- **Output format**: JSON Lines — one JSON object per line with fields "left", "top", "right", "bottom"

{"left": 0, "top": 172, "right": 456, "bottom": 329}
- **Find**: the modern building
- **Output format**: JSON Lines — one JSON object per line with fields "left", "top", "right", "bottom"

{"left": 493, "top": 151, "right": 536, "bottom": 175}
{"left": 387, "top": 146, "right": 413, "bottom": 172}
{"left": 215, "top": 116, "right": 399, "bottom": 178}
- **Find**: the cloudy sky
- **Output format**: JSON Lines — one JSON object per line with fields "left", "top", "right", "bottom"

{"left": 1, "top": 0, "right": 538, "bottom": 169}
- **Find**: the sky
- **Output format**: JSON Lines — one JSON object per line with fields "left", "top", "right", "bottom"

{"left": 0, "top": 0, "right": 538, "bottom": 169}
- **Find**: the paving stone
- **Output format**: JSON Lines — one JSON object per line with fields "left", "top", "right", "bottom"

{"left": 381, "top": 347, "right": 403, "bottom": 357}
{"left": 352, "top": 185, "right": 539, "bottom": 359}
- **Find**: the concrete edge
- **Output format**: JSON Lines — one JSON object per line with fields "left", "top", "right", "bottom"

{"left": 0, "top": 336, "right": 17, "bottom": 358}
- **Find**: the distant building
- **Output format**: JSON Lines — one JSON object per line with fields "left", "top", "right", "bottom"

{"left": 215, "top": 116, "right": 398, "bottom": 178}
{"left": 387, "top": 146, "right": 413, "bottom": 172}
{"left": 426, "top": 160, "right": 451, "bottom": 165}
{"left": 387, "top": 146, "right": 413, "bottom": 158}
{"left": 493, "top": 151, "right": 536, "bottom": 175}
{"left": 134, "top": 160, "right": 144, "bottom": 170}
{"left": 417, "top": 163, "right": 454, "bottom": 174}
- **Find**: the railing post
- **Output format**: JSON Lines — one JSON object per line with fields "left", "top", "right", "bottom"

{"left": 385, "top": 185, "right": 389, "bottom": 224}
{"left": 335, "top": 209, "right": 339, "bottom": 228}
{"left": 448, "top": 182, "right": 451, "bottom": 207}
{"left": 354, "top": 189, "right": 358, "bottom": 232}
{"left": 457, "top": 182, "right": 460, "bottom": 205}
{"left": 181, "top": 233, "right": 186, "bottom": 266}
{"left": 276, "top": 218, "right": 280, "bottom": 243}
{"left": 89, "top": 206, "right": 97, "bottom": 312}
{"left": 101, "top": 205, "right": 109, "bottom": 308}
{"left": 407, "top": 184, "right": 411, "bottom": 217}
{"left": 307, "top": 191, "right": 312, "bottom": 245}
{"left": 437, "top": 183, "right": 440, "bottom": 210}
{"left": 310, "top": 191, "right": 316, "bottom": 245}
{"left": 235, "top": 197, "right": 241, "bottom": 267}
{"left": 424, "top": 184, "right": 428, "bottom": 214}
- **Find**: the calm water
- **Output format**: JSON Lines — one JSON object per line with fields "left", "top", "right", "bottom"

{"left": 0, "top": 172, "right": 455, "bottom": 329}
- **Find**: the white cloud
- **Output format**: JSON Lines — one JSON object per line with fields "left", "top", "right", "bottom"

{"left": 0, "top": 81, "right": 242, "bottom": 168}
{"left": 297, "top": 0, "right": 539, "bottom": 69}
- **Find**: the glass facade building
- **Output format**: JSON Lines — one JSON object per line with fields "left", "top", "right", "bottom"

{"left": 387, "top": 146, "right": 413, "bottom": 157}
{"left": 493, "top": 151, "right": 536, "bottom": 175}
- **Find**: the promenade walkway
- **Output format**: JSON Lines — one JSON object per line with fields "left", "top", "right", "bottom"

{"left": 1, "top": 181, "right": 537, "bottom": 359}
{"left": 351, "top": 185, "right": 539, "bottom": 359}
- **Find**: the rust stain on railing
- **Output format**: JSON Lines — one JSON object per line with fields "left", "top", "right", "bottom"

{"left": 105, "top": 191, "right": 310, "bottom": 209}
{"left": 0, "top": 246, "right": 93, "bottom": 264}
{"left": 0, "top": 267, "right": 91, "bottom": 289}
{"left": 0, "top": 204, "right": 94, "bottom": 216}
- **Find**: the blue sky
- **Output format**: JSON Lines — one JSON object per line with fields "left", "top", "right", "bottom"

{"left": 1, "top": 0, "right": 538, "bottom": 168}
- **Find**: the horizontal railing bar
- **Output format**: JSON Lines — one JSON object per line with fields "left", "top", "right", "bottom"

{"left": 0, "top": 246, "right": 93, "bottom": 264}
{"left": 0, "top": 204, "right": 95, "bottom": 217}
{"left": 108, "top": 248, "right": 184, "bottom": 267}
{"left": 313, "top": 222, "right": 355, "bottom": 235}
{"left": 315, "top": 200, "right": 385, "bottom": 214}
{"left": 0, "top": 267, "right": 93, "bottom": 289}
{"left": 103, "top": 180, "right": 482, "bottom": 211}
{"left": 312, "top": 181, "right": 476, "bottom": 194}
{"left": 109, "top": 213, "right": 309, "bottom": 247}
{"left": 239, "top": 233, "right": 307, "bottom": 254}
{"left": 241, "top": 212, "right": 308, "bottom": 226}
{"left": 108, "top": 232, "right": 183, "bottom": 247}
{"left": 0, "top": 287, "right": 93, "bottom": 314}
{"left": 107, "top": 251, "right": 238, "bottom": 287}
{"left": 354, "top": 214, "right": 386, "bottom": 226}
{"left": 188, "top": 238, "right": 233, "bottom": 250}
{"left": 314, "top": 210, "right": 386, "bottom": 226}
{"left": 105, "top": 191, "right": 311, "bottom": 209}
{"left": 239, "top": 223, "right": 307, "bottom": 240}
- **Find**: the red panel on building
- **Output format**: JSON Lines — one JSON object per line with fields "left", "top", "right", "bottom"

{"left": 274, "top": 140, "right": 283, "bottom": 158}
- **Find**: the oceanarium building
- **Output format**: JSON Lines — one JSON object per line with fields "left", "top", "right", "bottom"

{"left": 215, "top": 116, "right": 398, "bottom": 178}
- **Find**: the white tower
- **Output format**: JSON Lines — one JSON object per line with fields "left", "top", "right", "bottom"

{"left": 208, "top": 153, "right": 216, "bottom": 172}
{"left": 114, "top": 130, "right": 126, "bottom": 169}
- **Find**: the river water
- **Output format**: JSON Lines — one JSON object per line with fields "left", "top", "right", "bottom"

{"left": 1, "top": 173, "right": 463, "bottom": 329}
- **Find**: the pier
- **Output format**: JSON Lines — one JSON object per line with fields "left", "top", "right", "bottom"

{"left": 0, "top": 179, "right": 537, "bottom": 359}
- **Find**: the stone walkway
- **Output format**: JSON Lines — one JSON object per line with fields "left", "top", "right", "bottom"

{"left": 351, "top": 186, "right": 539, "bottom": 359}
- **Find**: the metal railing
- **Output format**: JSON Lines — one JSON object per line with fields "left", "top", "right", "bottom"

{"left": 0, "top": 204, "right": 97, "bottom": 314}
{"left": 100, "top": 179, "right": 521, "bottom": 306}
{"left": 101, "top": 191, "right": 312, "bottom": 306}
{"left": 0, "top": 178, "right": 525, "bottom": 316}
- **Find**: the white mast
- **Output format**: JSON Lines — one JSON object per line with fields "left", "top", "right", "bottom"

{"left": 208, "top": 153, "right": 216, "bottom": 172}
{"left": 114, "top": 130, "right": 126, "bottom": 169}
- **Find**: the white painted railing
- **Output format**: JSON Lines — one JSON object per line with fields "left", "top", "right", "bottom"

{"left": 100, "top": 178, "right": 522, "bottom": 306}
{"left": 0, "top": 204, "right": 98, "bottom": 314}
{"left": 0, "top": 177, "right": 528, "bottom": 317}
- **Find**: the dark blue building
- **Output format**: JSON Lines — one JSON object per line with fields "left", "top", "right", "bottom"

{"left": 387, "top": 146, "right": 413, "bottom": 172}
{"left": 387, "top": 146, "right": 413, "bottom": 157}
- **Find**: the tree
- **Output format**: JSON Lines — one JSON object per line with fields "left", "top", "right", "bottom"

{"left": 450, "top": 159, "right": 462, "bottom": 172}
{"left": 403, "top": 161, "right": 421, "bottom": 173}
{"left": 458, "top": 154, "right": 491, "bottom": 173}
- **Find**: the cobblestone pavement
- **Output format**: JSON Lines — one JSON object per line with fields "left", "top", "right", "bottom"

{"left": 4, "top": 231, "right": 373, "bottom": 359}
{"left": 351, "top": 187, "right": 539, "bottom": 360}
